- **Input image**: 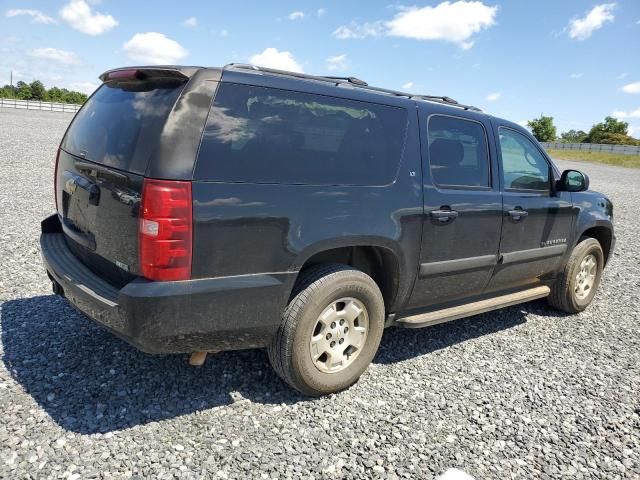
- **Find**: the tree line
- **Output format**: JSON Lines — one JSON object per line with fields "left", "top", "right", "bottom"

{"left": 527, "top": 115, "right": 639, "bottom": 146}
{"left": 0, "top": 80, "right": 88, "bottom": 105}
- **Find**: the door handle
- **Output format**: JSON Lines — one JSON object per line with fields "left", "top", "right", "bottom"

{"left": 508, "top": 209, "right": 529, "bottom": 221}
{"left": 431, "top": 209, "right": 459, "bottom": 223}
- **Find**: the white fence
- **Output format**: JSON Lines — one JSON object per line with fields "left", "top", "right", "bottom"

{"left": 541, "top": 141, "right": 640, "bottom": 156}
{"left": 0, "top": 98, "right": 82, "bottom": 113}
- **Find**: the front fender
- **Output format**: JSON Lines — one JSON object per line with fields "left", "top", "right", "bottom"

{"left": 572, "top": 192, "right": 613, "bottom": 237}
{"left": 571, "top": 191, "right": 615, "bottom": 261}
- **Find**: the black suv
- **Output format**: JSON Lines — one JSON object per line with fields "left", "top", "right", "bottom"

{"left": 41, "top": 64, "right": 615, "bottom": 395}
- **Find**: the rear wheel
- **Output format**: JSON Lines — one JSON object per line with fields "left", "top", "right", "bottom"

{"left": 268, "top": 264, "right": 385, "bottom": 396}
{"left": 548, "top": 238, "right": 604, "bottom": 313}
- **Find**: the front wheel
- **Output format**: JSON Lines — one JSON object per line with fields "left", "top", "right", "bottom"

{"left": 548, "top": 238, "right": 604, "bottom": 313}
{"left": 268, "top": 264, "right": 385, "bottom": 396}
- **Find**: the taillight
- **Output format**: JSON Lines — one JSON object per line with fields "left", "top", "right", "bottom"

{"left": 139, "top": 179, "right": 193, "bottom": 281}
{"left": 54, "top": 148, "right": 60, "bottom": 212}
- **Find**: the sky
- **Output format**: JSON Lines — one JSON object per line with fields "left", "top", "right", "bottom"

{"left": 1, "top": 0, "right": 640, "bottom": 137}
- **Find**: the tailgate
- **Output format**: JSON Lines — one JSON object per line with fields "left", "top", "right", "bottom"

{"left": 56, "top": 70, "right": 188, "bottom": 286}
{"left": 57, "top": 150, "right": 145, "bottom": 286}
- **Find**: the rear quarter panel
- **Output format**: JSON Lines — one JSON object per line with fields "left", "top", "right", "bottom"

{"left": 191, "top": 77, "right": 424, "bottom": 312}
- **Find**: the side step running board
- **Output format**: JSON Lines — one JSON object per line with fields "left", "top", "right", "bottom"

{"left": 395, "top": 286, "right": 550, "bottom": 329}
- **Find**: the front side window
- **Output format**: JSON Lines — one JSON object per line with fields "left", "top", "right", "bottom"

{"left": 498, "top": 128, "right": 550, "bottom": 191}
{"left": 194, "top": 83, "right": 408, "bottom": 185}
{"left": 427, "top": 115, "right": 490, "bottom": 188}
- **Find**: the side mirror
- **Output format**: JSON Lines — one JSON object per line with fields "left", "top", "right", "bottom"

{"left": 558, "top": 169, "right": 589, "bottom": 192}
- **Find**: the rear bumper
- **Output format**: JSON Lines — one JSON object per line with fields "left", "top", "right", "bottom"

{"left": 40, "top": 214, "right": 294, "bottom": 353}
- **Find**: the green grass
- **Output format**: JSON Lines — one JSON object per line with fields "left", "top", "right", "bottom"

{"left": 545, "top": 148, "right": 640, "bottom": 168}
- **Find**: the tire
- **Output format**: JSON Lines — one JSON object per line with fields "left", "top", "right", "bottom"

{"left": 548, "top": 238, "right": 604, "bottom": 313}
{"left": 268, "top": 264, "right": 385, "bottom": 396}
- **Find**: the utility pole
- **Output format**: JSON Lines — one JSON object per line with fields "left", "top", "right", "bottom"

{"left": 10, "top": 71, "right": 13, "bottom": 98}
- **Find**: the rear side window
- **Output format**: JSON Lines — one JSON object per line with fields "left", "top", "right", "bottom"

{"left": 194, "top": 83, "right": 408, "bottom": 185}
{"left": 61, "top": 80, "right": 185, "bottom": 174}
{"left": 427, "top": 115, "right": 490, "bottom": 188}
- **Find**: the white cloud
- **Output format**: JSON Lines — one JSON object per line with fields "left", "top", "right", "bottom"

{"left": 628, "top": 125, "right": 639, "bottom": 137}
{"left": 183, "top": 17, "right": 197, "bottom": 28}
{"left": 333, "top": 21, "right": 384, "bottom": 39}
{"left": 60, "top": 0, "right": 118, "bottom": 35}
{"left": 326, "top": 54, "right": 348, "bottom": 71}
{"left": 486, "top": 92, "right": 501, "bottom": 101}
{"left": 402, "top": 81, "right": 414, "bottom": 90}
{"left": 317, "top": 8, "right": 326, "bottom": 17}
{"left": 219, "top": 29, "right": 228, "bottom": 37}
{"left": 569, "top": 72, "right": 583, "bottom": 79}
{"left": 386, "top": 1, "right": 498, "bottom": 49}
{"left": 70, "top": 81, "right": 98, "bottom": 95}
{"left": 5, "top": 9, "right": 57, "bottom": 24}
{"left": 621, "top": 82, "right": 640, "bottom": 94}
{"left": 568, "top": 3, "right": 615, "bottom": 40}
{"left": 123, "top": 32, "right": 189, "bottom": 64}
{"left": 288, "top": 11, "right": 304, "bottom": 20}
{"left": 612, "top": 108, "right": 640, "bottom": 119}
{"left": 517, "top": 120, "right": 529, "bottom": 127}
{"left": 249, "top": 48, "right": 303, "bottom": 73}
{"left": 333, "top": 1, "right": 497, "bottom": 49}
{"left": 29, "top": 47, "right": 82, "bottom": 65}
{"left": 617, "top": 72, "right": 628, "bottom": 79}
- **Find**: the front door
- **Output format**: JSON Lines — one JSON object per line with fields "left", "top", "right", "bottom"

{"left": 486, "top": 126, "right": 574, "bottom": 293}
{"left": 406, "top": 112, "right": 503, "bottom": 310}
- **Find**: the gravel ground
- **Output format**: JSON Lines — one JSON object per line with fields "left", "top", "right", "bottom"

{"left": 0, "top": 108, "right": 639, "bottom": 479}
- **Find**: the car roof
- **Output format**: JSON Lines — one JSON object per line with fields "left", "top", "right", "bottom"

{"left": 218, "top": 64, "right": 486, "bottom": 114}
{"left": 100, "top": 64, "right": 515, "bottom": 126}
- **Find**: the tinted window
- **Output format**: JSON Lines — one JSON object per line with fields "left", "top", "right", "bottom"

{"left": 195, "top": 83, "right": 408, "bottom": 185}
{"left": 427, "top": 115, "right": 490, "bottom": 188}
{"left": 62, "top": 80, "right": 184, "bottom": 174}
{"left": 499, "top": 128, "right": 549, "bottom": 191}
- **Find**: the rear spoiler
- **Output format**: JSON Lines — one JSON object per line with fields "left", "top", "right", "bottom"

{"left": 99, "top": 66, "right": 200, "bottom": 83}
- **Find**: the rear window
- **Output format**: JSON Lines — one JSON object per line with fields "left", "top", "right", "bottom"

{"left": 61, "top": 80, "right": 185, "bottom": 174}
{"left": 194, "top": 83, "right": 408, "bottom": 185}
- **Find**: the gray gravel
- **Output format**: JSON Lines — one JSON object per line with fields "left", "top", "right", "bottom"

{"left": 1, "top": 107, "right": 639, "bottom": 479}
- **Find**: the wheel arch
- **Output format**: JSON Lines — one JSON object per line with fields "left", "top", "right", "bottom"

{"left": 290, "top": 242, "right": 404, "bottom": 313}
{"left": 578, "top": 224, "right": 613, "bottom": 265}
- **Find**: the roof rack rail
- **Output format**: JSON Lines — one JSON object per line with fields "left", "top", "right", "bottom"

{"left": 224, "top": 63, "right": 357, "bottom": 87}
{"left": 223, "top": 63, "right": 482, "bottom": 112}
{"left": 340, "top": 82, "right": 482, "bottom": 112}
{"left": 323, "top": 76, "right": 368, "bottom": 86}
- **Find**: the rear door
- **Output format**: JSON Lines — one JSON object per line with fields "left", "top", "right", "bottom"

{"left": 485, "top": 125, "right": 574, "bottom": 293}
{"left": 57, "top": 71, "right": 188, "bottom": 285}
{"left": 406, "top": 110, "right": 503, "bottom": 310}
